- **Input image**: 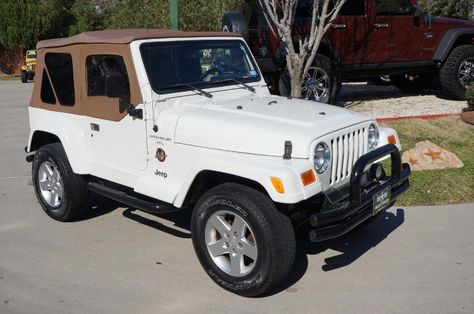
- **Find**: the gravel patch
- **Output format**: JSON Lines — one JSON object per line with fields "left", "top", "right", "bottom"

{"left": 339, "top": 82, "right": 467, "bottom": 119}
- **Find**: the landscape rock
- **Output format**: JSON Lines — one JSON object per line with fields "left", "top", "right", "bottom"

{"left": 461, "top": 110, "right": 474, "bottom": 125}
{"left": 402, "top": 141, "right": 464, "bottom": 171}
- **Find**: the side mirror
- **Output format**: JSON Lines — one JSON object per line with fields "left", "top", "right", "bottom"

{"left": 104, "top": 74, "right": 142, "bottom": 119}
{"left": 104, "top": 73, "right": 130, "bottom": 99}
{"left": 413, "top": 5, "right": 422, "bottom": 18}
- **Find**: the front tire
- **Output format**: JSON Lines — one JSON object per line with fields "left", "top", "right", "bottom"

{"left": 32, "top": 143, "right": 89, "bottom": 221}
{"left": 191, "top": 183, "right": 295, "bottom": 297}
{"left": 440, "top": 45, "right": 474, "bottom": 100}
{"left": 279, "top": 54, "right": 342, "bottom": 105}
{"left": 21, "top": 71, "right": 27, "bottom": 83}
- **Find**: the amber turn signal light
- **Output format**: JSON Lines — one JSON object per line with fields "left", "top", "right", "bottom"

{"left": 270, "top": 177, "right": 285, "bottom": 194}
{"left": 301, "top": 170, "right": 316, "bottom": 186}
{"left": 388, "top": 135, "right": 397, "bottom": 144}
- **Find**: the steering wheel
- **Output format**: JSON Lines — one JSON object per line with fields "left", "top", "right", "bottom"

{"left": 201, "top": 67, "right": 223, "bottom": 80}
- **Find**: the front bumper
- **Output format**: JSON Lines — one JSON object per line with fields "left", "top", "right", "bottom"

{"left": 308, "top": 144, "right": 410, "bottom": 243}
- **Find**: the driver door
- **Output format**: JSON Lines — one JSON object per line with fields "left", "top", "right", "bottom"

{"left": 80, "top": 45, "right": 148, "bottom": 177}
{"left": 371, "top": 0, "right": 418, "bottom": 62}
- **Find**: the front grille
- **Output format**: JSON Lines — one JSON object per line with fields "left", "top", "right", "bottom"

{"left": 329, "top": 127, "right": 368, "bottom": 185}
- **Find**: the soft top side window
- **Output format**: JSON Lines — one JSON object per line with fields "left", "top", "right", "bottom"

{"left": 296, "top": 0, "right": 365, "bottom": 17}
{"left": 40, "top": 69, "right": 56, "bottom": 105}
{"left": 376, "top": 0, "right": 413, "bottom": 16}
{"left": 44, "top": 53, "right": 75, "bottom": 106}
{"left": 86, "top": 55, "right": 130, "bottom": 98}
{"left": 340, "top": 0, "right": 365, "bottom": 16}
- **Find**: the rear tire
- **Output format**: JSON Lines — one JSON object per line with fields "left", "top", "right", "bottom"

{"left": 389, "top": 72, "right": 433, "bottom": 93}
{"left": 222, "top": 12, "right": 249, "bottom": 42}
{"left": 191, "top": 183, "right": 295, "bottom": 297}
{"left": 32, "top": 143, "right": 89, "bottom": 222}
{"left": 439, "top": 45, "right": 474, "bottom": 100}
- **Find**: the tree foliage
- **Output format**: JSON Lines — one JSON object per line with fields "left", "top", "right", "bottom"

{"left": 0, "top": 0, "right": 240, "bottom": 49}
{"left": 178, "top": 0, "right": 239, "bottom": 31}
{"left": 419, "top": 0, "right": 473, "bottom": 20}
{"left": 0, "top": 0, "right": 70, "bottom": 48}
{"left": 260, "top": 0, "right": 346, "bottom": 98}
{"left": 104, "top": 0, "right": 170, "bottom": 29}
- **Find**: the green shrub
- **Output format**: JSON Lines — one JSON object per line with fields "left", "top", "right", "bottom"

{"left": 103, "top": 0, "right": 240, "bottom": 32}
{"left": 466, "top": 84, "right": 474, "bottom": 110}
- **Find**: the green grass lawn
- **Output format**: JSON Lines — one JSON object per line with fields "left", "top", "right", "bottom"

{"left": 0, "top": 75, "right": 19, "bottom": 81}
{"left": 381, "top": 116, "right": 474, "bottom": 206}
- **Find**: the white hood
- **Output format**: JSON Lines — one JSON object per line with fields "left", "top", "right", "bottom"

{"left": 174, "top": 95, "right": 372, "bottom": 158}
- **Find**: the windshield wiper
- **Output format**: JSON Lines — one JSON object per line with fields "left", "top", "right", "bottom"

{"left": 211, "top": 78, "right": 256, "bottom": 93}
{"left": 159, "top": 83, "right": 213, "bottom": 98}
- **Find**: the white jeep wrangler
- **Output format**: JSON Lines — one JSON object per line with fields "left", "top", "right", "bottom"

{"left": 26, "top": 29, "right": 410, "bottom": 297}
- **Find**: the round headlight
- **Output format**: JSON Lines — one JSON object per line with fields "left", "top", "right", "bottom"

{"left": 314, "top": 142, "right": 331, "bottom": 174}
{"left": 368, "top": 124, "right": 379, "bottom": 149}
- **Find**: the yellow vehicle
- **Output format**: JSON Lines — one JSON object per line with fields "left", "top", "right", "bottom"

{"left": 20, "top": 49, "right": 37, "bottom": 83}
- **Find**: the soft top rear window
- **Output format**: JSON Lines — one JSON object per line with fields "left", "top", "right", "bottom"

{"left": 44, "top": 52, "right": 75, "bottom": 106}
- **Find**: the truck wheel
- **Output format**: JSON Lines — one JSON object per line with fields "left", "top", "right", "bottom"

{"left": 440, "top": 45, "right": 474, "bottom": 100}
{"left": 32, "top": 143, "right": 89, "bottom": 222}
{"left": 191, "top": 183, "right": 295, "bottom": 297}
{"left": 279, "top": 54, "right": 342, "bottom": 105}
{"left": 389, "top": 73, "right": 433, "bottom": 93}
{"left": 222, "top": 12, "right": 249, "bottom": 42}
{"left": 21, "top": 71, "right": 28, "bottom": 83}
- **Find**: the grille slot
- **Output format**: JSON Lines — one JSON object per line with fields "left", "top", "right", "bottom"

{"left": 330, "top": 127, "right": 368, "bottom": 185}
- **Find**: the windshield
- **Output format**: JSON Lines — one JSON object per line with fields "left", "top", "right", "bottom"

{"left": 140, "top": 40, "right": 261, "bottom": 94}
{"left": 27, "top": 51, "right": 37, "bottom": 58}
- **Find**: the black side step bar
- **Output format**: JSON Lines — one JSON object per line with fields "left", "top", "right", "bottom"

{"left": 88, "top": 182, "right": 178, "bottom": 215}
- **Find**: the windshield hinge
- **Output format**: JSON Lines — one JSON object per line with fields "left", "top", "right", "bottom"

{"left": 283, "top": 141, "right": 292, "bottom": 160}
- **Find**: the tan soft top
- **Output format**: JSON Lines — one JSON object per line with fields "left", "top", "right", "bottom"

{"left": 37, "top": 28, "right": 240, "bottom": 49}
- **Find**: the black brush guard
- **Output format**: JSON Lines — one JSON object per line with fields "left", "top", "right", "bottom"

{"left": 308, "top": 144, "right": 411, "bottom": 243}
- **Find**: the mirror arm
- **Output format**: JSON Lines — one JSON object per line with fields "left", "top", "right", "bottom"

{"left": 119, "top": 97, "right": 143, "bottom": 119}
{"left": 119, "top": 97, "right": 129, "bottom": 113}
{"left": 127, "top": 107, "right": 143, "bottom": 120}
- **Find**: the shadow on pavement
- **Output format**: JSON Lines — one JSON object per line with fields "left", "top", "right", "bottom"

{"left": 122, "top": 208, "right": 191, "bottom": 239}
{"left": 73, "top": 193, "right": 120, "bottom": 221}
{"left": 74, "top": 193, "right": 192, "bottom": 239}
{"left": 272, "top": 208, "right": 405, "bottom": 295}
{"left": 77, "top": 194, "right": 405, "bottom": 297}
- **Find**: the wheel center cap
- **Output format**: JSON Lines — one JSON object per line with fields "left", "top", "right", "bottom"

{"left": 306, "top": 78, "right": 317, "bottom": 91}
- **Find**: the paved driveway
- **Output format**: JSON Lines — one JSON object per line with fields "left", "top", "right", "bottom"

{"left": 0, "top": 81, "right": 473, "bottom": 313}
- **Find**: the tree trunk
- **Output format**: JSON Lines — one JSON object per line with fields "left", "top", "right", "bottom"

{"left": 290, "top": 76, "right": 303, "bottom": 98}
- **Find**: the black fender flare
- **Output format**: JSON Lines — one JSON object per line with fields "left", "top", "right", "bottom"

{"left": 433, "top": 28, "right": 474, "bottom": 62}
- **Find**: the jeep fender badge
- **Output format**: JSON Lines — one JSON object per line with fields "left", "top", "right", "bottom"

{"left": 155, "top": 148, "right": 167, "bottom": 162}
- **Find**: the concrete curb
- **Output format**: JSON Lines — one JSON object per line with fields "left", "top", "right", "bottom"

{"left": 377, "top": 113, "right": 460, "bottom": 122}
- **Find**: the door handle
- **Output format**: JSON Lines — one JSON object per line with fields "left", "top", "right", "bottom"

{"left": 333, "top": 24, "right": 347, "bottom": 29}
{"left": 90, "top": 123, "right": 100, "bottom": 132}
{"left": 374, "top": 23, "right": 389, "bottom": 29}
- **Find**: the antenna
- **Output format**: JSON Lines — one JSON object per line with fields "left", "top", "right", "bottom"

{"left": 147, "top": 28, "right": 159, "bottom": 133}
